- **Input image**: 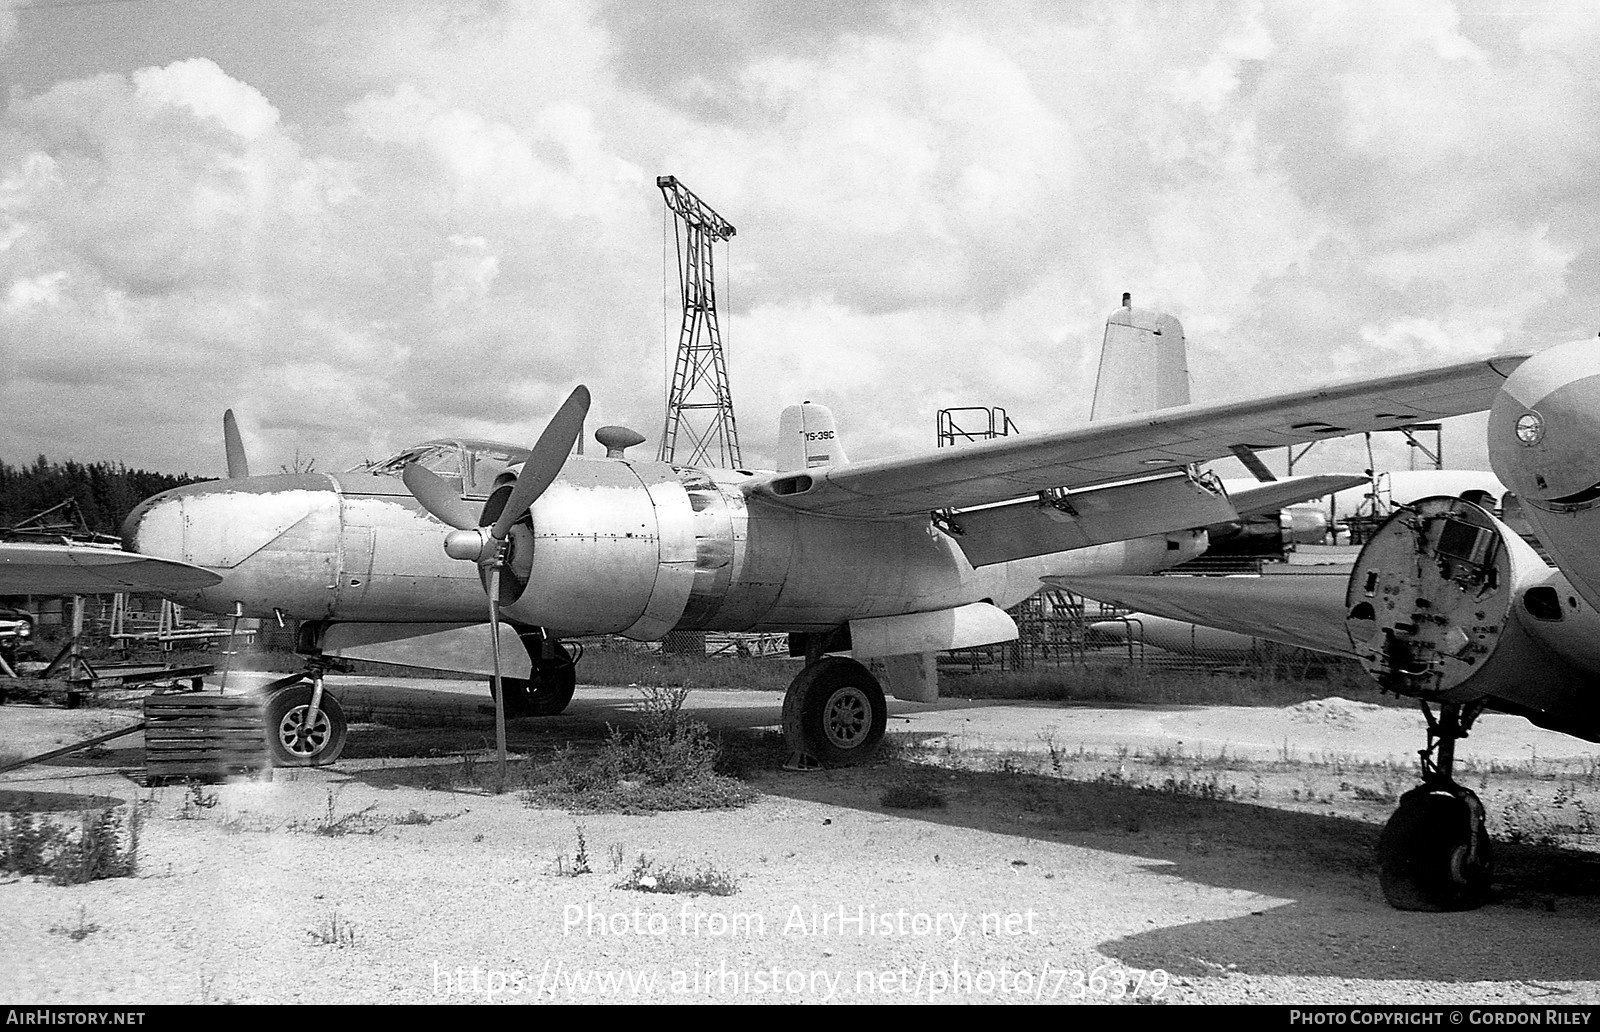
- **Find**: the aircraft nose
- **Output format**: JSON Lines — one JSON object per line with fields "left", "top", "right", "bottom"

{"left": 122, "top": 488, "right": 185, "bottom": 561}
{"left": 122, "top": 473, "right": 331, "bottom": 567}
{"left": 1489, "top": 339, "right": 1600, "bottom": 507}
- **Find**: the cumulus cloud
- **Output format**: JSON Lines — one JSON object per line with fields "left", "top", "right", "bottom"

{"left": 3, "top": 0, "right": 1600, "bottom": 481}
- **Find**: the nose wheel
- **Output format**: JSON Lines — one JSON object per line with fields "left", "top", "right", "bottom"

{"left": 1378, "top": 700, "right": 1492, "bottom": 911}
{"left": 263, "top": 673, "right": 348, "bottom": 767}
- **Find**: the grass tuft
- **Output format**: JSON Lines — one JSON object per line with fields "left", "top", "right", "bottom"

{"left": 616, "top": 854, "right": 738, "bottom": 896}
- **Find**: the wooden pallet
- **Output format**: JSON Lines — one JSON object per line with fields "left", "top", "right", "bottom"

{"left": 142, "top": 691, "right": 270, "bottom": 784}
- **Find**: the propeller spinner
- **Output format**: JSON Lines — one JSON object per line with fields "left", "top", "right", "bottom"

{"left": 401, "top": 385, "right": 591, "bottom": 781}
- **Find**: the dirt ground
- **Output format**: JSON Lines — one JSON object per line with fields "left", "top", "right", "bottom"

{"left": 4, "top": 673, "right": 1600, "bottom": 1006}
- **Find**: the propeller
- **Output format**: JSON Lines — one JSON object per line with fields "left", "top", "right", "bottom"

{"left": 223, "top": 410, "right": 250, "bottom": 479}
{"left": 401, "top": 385, "right": 591, "bottom": 783}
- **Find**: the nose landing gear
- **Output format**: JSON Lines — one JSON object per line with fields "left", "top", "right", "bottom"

{"left": 1378, "top": 700, "right": 1492, "bottom": 911}
{"left": 261, "top": 665, "right": 349, "bottom": 767}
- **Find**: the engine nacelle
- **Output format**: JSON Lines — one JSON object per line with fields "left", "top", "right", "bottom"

{"left": 1346, "top": 496, "right": 1600, "bottom": 737}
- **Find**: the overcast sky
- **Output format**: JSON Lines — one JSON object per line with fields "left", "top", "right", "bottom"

{"left": 2, "top": 0, "right": 1595, "bottom": 481}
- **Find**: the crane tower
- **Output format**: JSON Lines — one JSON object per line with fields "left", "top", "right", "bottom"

{"left": 658, "top": 175, "right": 741, "bottom": 467}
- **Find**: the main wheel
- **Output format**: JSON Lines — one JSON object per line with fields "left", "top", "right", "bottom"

{"left": 489, "top": 657, "right": 577, "bottom": 718}
{"left": 264, "top": 682, "right": 348, "bottom": 767}
{"left": 1378, "top": 784, "right": 1493, "bottom": 911}
{"left": 782, "top": 656, "right": 887, "bottom": 766}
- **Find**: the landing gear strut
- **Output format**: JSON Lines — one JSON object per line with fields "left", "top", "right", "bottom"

{"left": 781, "top": 655, "right": 887, "bottom": 768}
{"left": 261, "top": 664, "right": 349, "bottom": 767}
{"left": 489, "top": 629, "right": 578, "bottom": 718}
{"left": 1378, "top": 700, "right": 1492, "bottom": 911}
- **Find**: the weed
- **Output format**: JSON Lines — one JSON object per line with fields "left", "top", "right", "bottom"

{"left": 557, "top": 827, "right": 593, "bottom": 876}
{"left": 177, "top": 784, "right": 219, "bottom": 820}
{"left": 0, "top": 808, "right": 142, "bottom": 885}
{"left": 608, "top": 842, "right": 626, "bottom": 874}
{"left": 616, "top": 854, "right": 738, "bottom": 896}
{"left": 1148, "top": 771, "right": 1228, "bottom": 802}
{"left": 1036, "top": 727, "right": 1063, "bottom": 775}
{"left": 521, "top": 686, "right": 757, "bottom": 814}
{"left": 49, "top": 905, "right": 100, "bottom": 941}
{"left": 880, "top": 782, "right": 946, "bottom": 810}
{"left": 307, "top": 911, "right": 357, "bottom": 948}
{"left": 289, "top": 791, "right": 380, "bottom": 837}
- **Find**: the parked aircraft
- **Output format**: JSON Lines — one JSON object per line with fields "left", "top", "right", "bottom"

{"left": 114, "top": 302, "right": 1520, "bottom": 787}
{"left": 1054, "top": 365, "right": 1600, "bottom": 912}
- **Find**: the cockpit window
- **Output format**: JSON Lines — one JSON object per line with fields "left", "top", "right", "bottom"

{"left": 360, "top": 440, "right": 529, "bottom": 497}
{"left": 362, "top": 443, "right": 464, "bottom": 477}
{"left": 467, "top": 447, "right": 524, "bottom": 496}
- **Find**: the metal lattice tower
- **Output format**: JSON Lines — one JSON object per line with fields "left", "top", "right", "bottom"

{"left": 658, "top": 175, "right": 741, "bottom": 467}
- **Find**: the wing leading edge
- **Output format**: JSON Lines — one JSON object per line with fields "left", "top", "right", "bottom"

{"left": 745, "top": 354, "right": 1529, "bottom": 520}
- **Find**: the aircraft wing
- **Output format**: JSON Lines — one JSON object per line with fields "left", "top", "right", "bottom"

{"left": 745, "top": 354, "right": 1527, "bottom": 519}
{"left": 0, "top": 543, "right": 223, "bottom": 594}
{"left": 1047, "top": 571, "right": 1356, "bottom": 657}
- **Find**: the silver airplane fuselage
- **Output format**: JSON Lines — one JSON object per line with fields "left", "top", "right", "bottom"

{"left": 124, "top": 452, "right": 1203, "bottom": 640}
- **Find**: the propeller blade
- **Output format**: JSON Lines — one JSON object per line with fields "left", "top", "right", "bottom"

{"left": 223, "top": 410, "right": 250, "bottom": 479}
{"left": 491, "top": 385, "right": 591, "bottom": 541}
{"left": 487, "top": 567, "right": 509, "bottom": 784}
{"left": 402, "top": 463, "right": 479, "bottom": 531}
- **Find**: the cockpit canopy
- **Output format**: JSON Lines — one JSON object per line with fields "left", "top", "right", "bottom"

{"left": 362, "top": 440, "right": 530, "bottom": 500}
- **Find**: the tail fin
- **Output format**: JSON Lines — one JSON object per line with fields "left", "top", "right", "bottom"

{"left": 776, "top": 402, "right": 849, "bottom": 471}
{"left": 1089, "top": 296, "right": 1190, "bottom": 421}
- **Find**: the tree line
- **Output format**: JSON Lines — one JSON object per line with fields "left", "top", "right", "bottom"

{"left": 0, "top": 456, "right": 205, "bottom": 539}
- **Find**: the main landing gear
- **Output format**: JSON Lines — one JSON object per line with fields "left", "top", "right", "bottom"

{"left": 488, "top": 629, "right": 578, "bottom": 718}
{"left": 260, "top": 664, "right": 349, "bottom": 768}
{"left": 781, "top": 655, "right": 887, "bottom": 768}
{"left": 1378, "top": 700, "right": 1492, "bottom": 911}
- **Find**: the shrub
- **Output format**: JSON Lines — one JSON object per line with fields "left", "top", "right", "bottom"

{"left": 0, "top": 808, "right": 142, "bottom": 885}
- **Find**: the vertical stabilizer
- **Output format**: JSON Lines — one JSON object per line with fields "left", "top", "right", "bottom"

{"left": 1089, "top": 298, "right": 1190, "bottom": 421}
{"left": 776, "top": 402, "right": 849, "bottom": 471}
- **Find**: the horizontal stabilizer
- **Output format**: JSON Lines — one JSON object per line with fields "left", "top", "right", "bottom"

{"left": 1227, "top": 475, "right": 1370, "bottom": 517}
{"left": 0, "top": 543, "right": 223, "bottom": 595}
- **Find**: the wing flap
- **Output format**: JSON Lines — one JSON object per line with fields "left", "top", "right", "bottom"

{"left": 952, "top": 472, "right": 1237, "bottom": 567}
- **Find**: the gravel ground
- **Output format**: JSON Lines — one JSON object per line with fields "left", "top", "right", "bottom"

{"left": 4, "top": 678, "right": 1600, "bottom": 1005}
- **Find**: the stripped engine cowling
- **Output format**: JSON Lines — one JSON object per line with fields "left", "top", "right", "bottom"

{"left": 1346, "top": 496, "right": 1600, "bottom": 737}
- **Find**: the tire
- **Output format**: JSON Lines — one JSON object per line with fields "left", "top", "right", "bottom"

{"left": 489, "top": 660, "right": 577, "bottom": 718}
{"left": 782, "top": 656, "right": 887, "bottom": 767}
{"left": 1378, "top": 785, "right": 1493, "bottom": 911}
{"left": 264, "top": 682, "right": 347, "bottom": 767}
